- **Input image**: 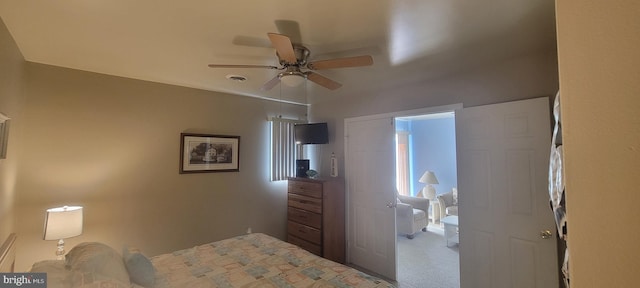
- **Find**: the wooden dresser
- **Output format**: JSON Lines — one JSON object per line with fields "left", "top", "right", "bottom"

{"left": 287, "top": 177, "right": 345, "bottom": 263}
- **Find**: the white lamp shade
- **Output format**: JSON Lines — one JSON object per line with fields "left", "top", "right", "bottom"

{"left": 419, "top": 171, "right": 439, "bottom": 185}
{"left": 43, "top": 206, "right": 83, "bottom": 240}
{"left": 280, "top": 74, "right": 305, "bottom": 87}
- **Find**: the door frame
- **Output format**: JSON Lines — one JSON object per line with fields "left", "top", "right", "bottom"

{"left": 344, "top": 103, "right": 462, "bottom": 277}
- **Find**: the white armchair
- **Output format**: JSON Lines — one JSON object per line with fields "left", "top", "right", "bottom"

{"left": 396, "top": 194, "right": 429, "bottom": 239}
{"left": 437, "top": 188, "right": 458, "bottom": 217}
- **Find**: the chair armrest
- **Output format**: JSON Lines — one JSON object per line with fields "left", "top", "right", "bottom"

{"left": 397, "top": 195, "right": 429, "bottom": 213}
{"left": 437, "top": 191, "right": 454, "bottom": 206}
{"left": 396, "top": 202, "right": 413, "bottom": 218}
{"left": 437, "top": 195, "right": 447, "bottom": 217}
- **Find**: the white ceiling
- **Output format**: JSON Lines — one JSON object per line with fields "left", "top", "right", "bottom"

{"left": 0, "top": 0, "right": 556, "bottom": 105}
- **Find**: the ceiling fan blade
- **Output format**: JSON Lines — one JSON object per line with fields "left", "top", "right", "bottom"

{"left": 208, "top": 64, "right": 280, "bottom": 69}
{"left": 267, "top": 33, "right": 297, "bottom": 64}
{"left": 261, "top": 75, "right": 281, "bottom": 91}
{"left": 275, "top": 20, "right": 302, "bottom": 44}
{"left": 306, "top": 72, "right": 342, "bottom": 90}
{"left": 307, "top": 55, "right": 374, "bottom": 70}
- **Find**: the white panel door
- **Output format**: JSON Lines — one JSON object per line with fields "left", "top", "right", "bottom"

{"left": 457, "top": 97, "right": 558, "bottom": 288}
{"left": 345, "top": 116, "right": 397, "bottom": 280}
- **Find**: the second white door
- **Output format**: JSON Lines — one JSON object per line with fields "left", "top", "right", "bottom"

{"left": 456, "top": 97, "right": 558, "bottom": 288}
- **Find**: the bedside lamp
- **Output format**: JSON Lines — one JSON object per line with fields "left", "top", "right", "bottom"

{"left": 418, "top": 171, "right": 439, "bottom": 200}
{"left": 43, "top": 206, "right": 83, "bottom": 260}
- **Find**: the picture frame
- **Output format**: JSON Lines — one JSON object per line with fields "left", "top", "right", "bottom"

{"left": 180, "top": 133, "right": 240, "bottom": 173}
{"left": 0, "top": 112, "right": 10, "bottom": 160}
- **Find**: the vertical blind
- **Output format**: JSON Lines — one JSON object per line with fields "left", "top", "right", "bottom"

{"left": 270, "top": 117, "right": 304, "bottom": 181}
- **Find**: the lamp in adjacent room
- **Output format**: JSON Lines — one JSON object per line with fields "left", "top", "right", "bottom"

{"left": 418, "top": 171, "right": 439, "bottom": 200}
{"left": 43, "top": 206, "right": 83, "bottom": 260}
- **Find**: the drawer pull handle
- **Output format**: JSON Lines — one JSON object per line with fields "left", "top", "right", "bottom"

{"left": 299, "top": 200, "right": 310, "bottom": 204}
{"left": 298, "top": 229, "right": 306, "bottom": 234}
{"left": 299, "top": 215, "right": 308, "bottom": 219}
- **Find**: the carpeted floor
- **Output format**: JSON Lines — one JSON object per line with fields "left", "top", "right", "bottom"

{"left": 395, "top": 224, "right": 460, "bottom": 288}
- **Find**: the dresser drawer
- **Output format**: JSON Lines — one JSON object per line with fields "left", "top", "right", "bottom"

{"left": 287, "top": 234, "right": 322, "bottom": 256}
{"left": 288, "top": 207, "right": 322, "bottom": 229}
{"left": 288, "top": 193, "right": 322, "bottom": 214}
{"left": 288, "top": 180, "right": 323, "bottom": 198}
{"left": 288, "top": 221, "right": 321, "bottom": 245}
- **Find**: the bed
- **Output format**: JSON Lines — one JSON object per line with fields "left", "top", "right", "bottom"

{"left": 9, "top": 233, "right": 394, "bottom": 288}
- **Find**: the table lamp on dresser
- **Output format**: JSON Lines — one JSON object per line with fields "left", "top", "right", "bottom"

{"left": 43, "top": 206, "right": 83, "bottom": 260}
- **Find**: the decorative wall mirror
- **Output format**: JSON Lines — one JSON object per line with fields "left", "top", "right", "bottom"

{"left": 0, "top": 112, "right": 10, "bottom": 159}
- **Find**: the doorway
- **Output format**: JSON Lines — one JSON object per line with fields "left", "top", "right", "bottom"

{"left": 344, "top": 103, "right": 461, "bottom": 281}
{"left": 395, "top": 111, "right": 460, "bottom": 287}
{"left": 345, "top": 98, "right": 558, "bottom": 287}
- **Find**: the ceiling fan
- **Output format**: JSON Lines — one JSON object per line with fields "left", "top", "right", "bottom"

{"left": 208, "top": 33, "right": 374, "bottom": 91}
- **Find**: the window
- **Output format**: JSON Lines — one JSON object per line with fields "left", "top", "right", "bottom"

{"left": 270, "top": 117, "right": 304, "bottom": 181}
{"left": 396, "top": 131, "right": 410, "bottom": 195}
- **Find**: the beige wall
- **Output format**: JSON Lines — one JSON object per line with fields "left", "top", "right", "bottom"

{"left": 0, "top": 16, "right": 25, "bottom": 247}
{"left": 556, "top": 1, "right": 640, "bottom": 287}
{"left": 310, "top": 50, "right": 559, "bottom": 178}
{"left": 12, "top": 62, "right": 306, "bottom": 270}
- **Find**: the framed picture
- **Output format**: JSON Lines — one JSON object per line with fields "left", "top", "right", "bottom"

{"left": 0, "top": 112, "right": 10, "bottom": 160}
{"left": 180, "top": 133, "right": 240, "bottom": 173}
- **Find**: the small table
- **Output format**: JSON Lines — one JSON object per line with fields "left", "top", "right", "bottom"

{"left": 440, "top": 215, "right": 459, "bottom": 247}
{"left": 429, "top": 200, "right": 441, "bottom": 223}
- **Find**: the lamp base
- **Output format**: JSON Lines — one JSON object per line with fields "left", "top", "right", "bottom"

{"left": 55, "top": 239, "right": 65, "bottom": 260}
{"left": 417, "top": 185, "right": 437, "bottom": 199}
{"left": 425, "top": 185, "right": 436, "bottom": 200}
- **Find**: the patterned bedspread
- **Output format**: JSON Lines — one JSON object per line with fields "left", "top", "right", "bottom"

{"left": 151, "top": 233, "right": 394, "bottom": 288}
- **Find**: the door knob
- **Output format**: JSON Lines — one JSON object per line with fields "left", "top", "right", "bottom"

{"left": 386, "top": 202, "right": 396, "bottom": 208}
{"left": 540, "top": 230, "right": 553, "bottom": 239}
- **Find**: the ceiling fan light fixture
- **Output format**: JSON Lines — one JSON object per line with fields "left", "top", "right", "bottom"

{"left": 209, "top": 32, "right": 372, "bottom": 91}
{"left": 279, "top": 71, "right": 306, "bottom": 87}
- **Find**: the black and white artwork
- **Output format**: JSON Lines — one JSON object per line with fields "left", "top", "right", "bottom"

{"left": 180, "top": 133, "right": 240, "bottom": 173}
